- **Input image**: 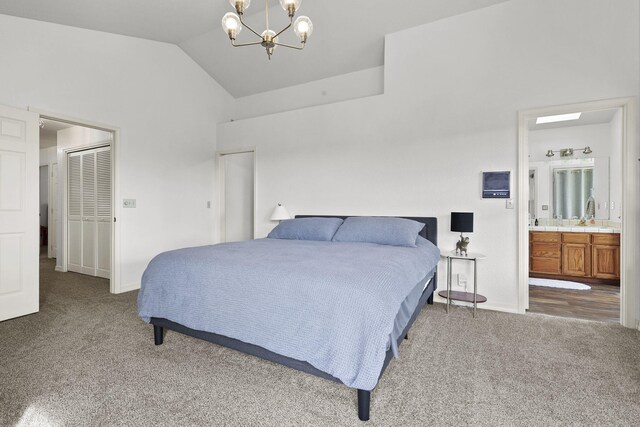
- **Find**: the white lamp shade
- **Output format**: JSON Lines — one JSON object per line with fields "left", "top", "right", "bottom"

{"left": 270, "top": 204, "right": 291, "bottom": 221}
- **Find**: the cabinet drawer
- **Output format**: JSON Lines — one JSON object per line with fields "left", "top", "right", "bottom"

{"left": 592, "top": 233, "right": 620, "bottom": 246}
{"left": 562, "top": 233, "right": 590, "bottom": 244}
{"left": 530, "top": 257, "right": 561, "bottom": 274}
{"left": 531, "top": 242, "right": 561, "bottom": 258}
{"left": 530, "top": 232, "right": 561, "bottom": 243}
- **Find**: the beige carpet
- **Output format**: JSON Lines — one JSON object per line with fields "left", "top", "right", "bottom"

{"left": 1, "top": 255, "right": 639, "bottom": 426}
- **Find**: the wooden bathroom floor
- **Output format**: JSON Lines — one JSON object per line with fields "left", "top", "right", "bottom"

{"left": 528, "top": 283, "right": 620, "bottom": 323}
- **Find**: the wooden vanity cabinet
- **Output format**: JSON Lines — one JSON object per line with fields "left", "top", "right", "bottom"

{"left": 529, "top": 231, "right": 620, "bottom": 283}
{"left": 592, "top": 234, "right": 620, "bottom": 280}
{"left": 561, "top": 233, "right": 591, "bottom": 277}
{"left": 530, "top": 232, "right": 561, "bottom": 275}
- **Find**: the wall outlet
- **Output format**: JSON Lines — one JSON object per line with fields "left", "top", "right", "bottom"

{"left": 123, "top": 199, "right": 136, "bottom": 208}
{"left": 207, "top": 201, "right": 211, "bottom": 209}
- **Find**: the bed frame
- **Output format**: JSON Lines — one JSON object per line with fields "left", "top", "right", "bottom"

{"left": 150, "top": 216, "right": 437, "bottom": 421}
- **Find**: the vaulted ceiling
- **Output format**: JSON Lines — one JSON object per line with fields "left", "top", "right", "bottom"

{"left": 0, "top": 0, "right": 509, "bottom": 97}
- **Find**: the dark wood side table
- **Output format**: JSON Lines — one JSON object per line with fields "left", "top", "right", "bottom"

{"left": 438, "top": 251, "right": 487, "bottom": 317}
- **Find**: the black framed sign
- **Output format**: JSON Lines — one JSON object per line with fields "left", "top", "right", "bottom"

{"left": 482, "top": 171, "right": 510, "bottom": 198}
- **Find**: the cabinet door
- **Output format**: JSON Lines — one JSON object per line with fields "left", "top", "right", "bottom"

{"left": 562, "top": 243, "right": 591, "bottom": 277}
{"left": 592, "top": 245, "right": 620, "bottom": 279}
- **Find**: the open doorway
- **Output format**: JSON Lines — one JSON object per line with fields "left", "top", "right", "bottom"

{"left": 217, "top": 149, "right": 255, "bottom": 243}
{"left": 518, "top": 98, "right": 638, "bottom": 327}
{"left": 526, "top": 108, "right": 621, "bottom": 322}
{"left": 36, "top": 112, "right": 119, "bottom": 293}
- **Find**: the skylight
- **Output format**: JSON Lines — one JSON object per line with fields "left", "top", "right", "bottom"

{"left": 536, "top": 112, "right": 582, "bottom": 124}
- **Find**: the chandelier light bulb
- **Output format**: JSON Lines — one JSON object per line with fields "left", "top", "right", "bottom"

{"left": 229, "top": 0, "right": 251, "bottom": 14}
{"left": 222, "top": 12, "right": 242, "bottom": 39}
{"left": 279, "top": 0, "right": 301, "bottom": 16}
{"left": 261, "top": 29, "right": 279, "bottom": 47}
{"left": 294, "top": 16, "right": 313, "bottom": 42}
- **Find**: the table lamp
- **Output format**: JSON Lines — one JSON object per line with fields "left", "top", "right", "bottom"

{"left": 270, "top": 203, "right": 291, "bottom": 222}
{"left": 451, "top": 212, "right": 473, "bottom": 256}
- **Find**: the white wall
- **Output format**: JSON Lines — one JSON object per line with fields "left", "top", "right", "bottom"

{"left": 39, "top": 165, "right": 49, "bottom": 228}
{"left": 528, "top": 122, "right": 620, "bottom": 221}
{"left": 234, "top": 66, "right": 384, "bottom": 120}
{"left": 0, "top": 14, "right": 235, "bottom": 291}
{"left": 217, "top": 0, "right": 639, "bottom": 314}
{"left": 39, "top": 146, "right": 56, "bottom": 166}
{"left": 529, "top": 123, "right": 612, "bottom": 162}
{"left": 610, "top": 109, "right": 623, "bottom": 221}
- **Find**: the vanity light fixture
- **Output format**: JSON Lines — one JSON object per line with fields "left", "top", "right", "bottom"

{"left": 222, "top": 0, "right": 313, "bottom": 60}
{"left": 536, "top": 112, "right": 582, "bottom": 124}
{"left": 545, "top": 146, "right": 593, "bottom": 157}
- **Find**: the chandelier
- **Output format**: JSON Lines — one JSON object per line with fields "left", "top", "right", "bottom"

{"left": 222, "top": 0, "right": 313, "bottom": 59}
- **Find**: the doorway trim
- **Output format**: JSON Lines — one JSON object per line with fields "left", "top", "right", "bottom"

{"left": 517, "top": 97, "right": 638, "bottom": 328}
{"left": 216, "top": 147, "right": 256, "bottom": 243}
{"left": 29, "top": 107, "right": 122, "bottom": 294}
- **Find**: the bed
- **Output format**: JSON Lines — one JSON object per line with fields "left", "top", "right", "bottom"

{"left": 138, "top": 216, "right": 439, "bottom": 421}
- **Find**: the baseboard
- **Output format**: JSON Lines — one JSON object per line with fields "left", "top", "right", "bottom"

{"left": 117, "top": 282, "right": 140, "bottom": 294}
{"left": 636, "top": 319, "right": 640, "bottom": 331}
{"left": 54, "top": 266, "right": 66, "bottom": 272}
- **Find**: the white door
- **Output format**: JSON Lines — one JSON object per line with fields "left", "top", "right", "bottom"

{"left": 0, "top": 105, "right": 39, "bottom": 322}
{"left": 222, "top": 152, "right": 254, "bottom": 242}
{"left": 67, "top": 146, "right": 111, "bottom": 278}
{"left": 48, "top": 162, "right": 57, "bottom": 258}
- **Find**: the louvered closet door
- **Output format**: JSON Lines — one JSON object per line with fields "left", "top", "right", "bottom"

{"left": 95, "top": 147, "right": 111, "bottom": 279}
{"left": 67, "top": 146, "right": 111, "bottom": 278}
{"left": 67, "top": 153, "right": 82, "bottom": 273}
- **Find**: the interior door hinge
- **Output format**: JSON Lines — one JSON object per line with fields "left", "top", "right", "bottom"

{"left": 114, "top": 217, "right": 116, "bottom": 223}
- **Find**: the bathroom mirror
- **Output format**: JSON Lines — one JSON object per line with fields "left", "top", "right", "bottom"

{"left": 529, "top": 157, "right": 610, "bottom": 221}
{"left": 552, "top": 166, "right": 593, "bottom": 219}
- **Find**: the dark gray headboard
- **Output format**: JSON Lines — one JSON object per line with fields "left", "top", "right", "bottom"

{"left": 294, "top": 215, "right": 438, "bottom": 247}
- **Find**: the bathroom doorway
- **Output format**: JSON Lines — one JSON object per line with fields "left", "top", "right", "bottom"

{"left": 518, "top": 98, "right": 637, "bottom": 326}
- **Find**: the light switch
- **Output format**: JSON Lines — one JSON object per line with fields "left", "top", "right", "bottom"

{"left": 207, "top": 201, "right": 211, "bottom": 209}
{"left": 506, "top": 199, "right": 514, "bottom": 209}
{"left": 123, "top": 199, "right": 136, "bottom": 208}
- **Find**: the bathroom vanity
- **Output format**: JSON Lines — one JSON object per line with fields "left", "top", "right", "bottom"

{"left": 529, "top": 229, "right": 620, "bottom": 284}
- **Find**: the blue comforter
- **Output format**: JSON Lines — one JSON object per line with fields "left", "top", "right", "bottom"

{"left": 138, "top": 236, "right": 440, "bottom": 391}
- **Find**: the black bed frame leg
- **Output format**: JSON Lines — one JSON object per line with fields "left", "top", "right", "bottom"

{"left": 404, "top": 333, "right": 409, "bottom": 340}
{"left": 154, "top": 325, "right": 164, "bottom": 346}
{"left": 427, "top": 292, "right": 434, "bottom": 305}
{"left": 357, "top": 389, "right": 370, "bottom": 421}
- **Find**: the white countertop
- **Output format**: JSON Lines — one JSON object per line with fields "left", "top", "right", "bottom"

{"left": 529, "top": 226, "right": 620, "bottom": 234}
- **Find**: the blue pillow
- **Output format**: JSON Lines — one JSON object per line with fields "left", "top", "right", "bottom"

{"left": 332, "top": 217, "right": 425, "bottom": 247}
{"left": 267, "top": 217, "right": 344, "bottom": 241}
